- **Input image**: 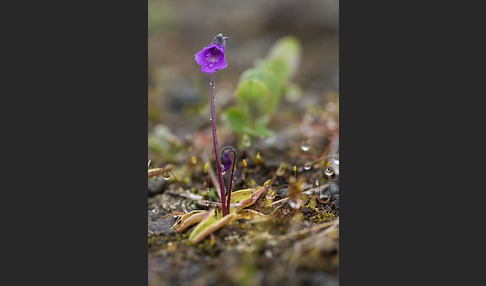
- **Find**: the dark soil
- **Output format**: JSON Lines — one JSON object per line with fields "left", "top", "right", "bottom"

{"left": 148, "top": 128, "right": 340, "bottom": 286}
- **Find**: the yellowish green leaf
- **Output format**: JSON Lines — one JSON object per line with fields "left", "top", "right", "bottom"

{"left": 236, "top": 209, "right": 266, "bottom": 220}
{"left": 229, "top": 188, "right": 254, "bottom": 204}
{"left": 171, "top": 210, "right": 207, "bottom": 233}
{"left": 233, "top": 180, "right": 271, "bottom": 213}
{"left": 189, "top": 209, "right": 236, "bottom": 243}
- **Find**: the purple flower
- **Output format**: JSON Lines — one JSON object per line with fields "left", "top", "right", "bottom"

{"left": 220, "top": 146, "right": 235, "bottom": 173}
{"left": 220, "top": 148, "right": 232, "bottom": 173}
{"left": 195, "top": 33, "right": 228, "bottom": 74}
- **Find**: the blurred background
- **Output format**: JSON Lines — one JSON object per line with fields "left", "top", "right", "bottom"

{"left": 148, "top": 1, "right": 340, "bottom": 284}
{"left": 148, "top": 0, "right": 339, "bottom": 167}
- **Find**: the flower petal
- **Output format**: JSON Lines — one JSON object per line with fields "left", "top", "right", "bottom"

{"left": 217, "top": 57, "right": 228, "bottom": 70}
{"left": 195, "top": 43, "right": 227, "bottom": 74}
{"left": 195, "top": 48, "right": 209, "bottom": 66}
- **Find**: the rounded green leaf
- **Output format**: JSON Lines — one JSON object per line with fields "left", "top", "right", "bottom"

{"left": 225, "top": 108, "right": 249, "bottom": 135}
{"left": 237, "top": 79, "right": 272, "bottom": 120}
{"left": 262, "top": 58, "right": 289, "bottom": 83}
{"left": 266, "top": 36, "right": 301, "bottom": 80}
{"left": 240, "top": 68, "right": 281, "bottom": 112}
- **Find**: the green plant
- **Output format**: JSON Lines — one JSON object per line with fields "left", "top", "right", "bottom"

{"left": 225, "top": 36, "right": 302, "bottom": 138}
{"left": 171, "top": 179, "right": 271, "bottom": 243}
{"left": 194, "top": 33, "right": 233, "bottom": 216}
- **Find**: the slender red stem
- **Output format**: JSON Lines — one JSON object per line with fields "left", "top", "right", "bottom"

{"left": 226, "top": 149, "right": 237, "bottom": 214}
{"left": 210, "top": 72, "right": 228, "bottom": 216}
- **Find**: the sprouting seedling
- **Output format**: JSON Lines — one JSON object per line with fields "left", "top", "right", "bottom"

{"left": 190, "top": 156, "right": 198, "bottom": 166}
{"left": 195, "top": 33, "right": 230, "bottom": 216}
{"left": 324, "top": 161, "right": 334, "bottom": 204}
{"left": 254, "top": 152, "right": 262, "bottom": 183}
{"left": 255, "top": 152, "right": 262, "bottom": 166}
{"left": 241, "top": 158, "right": 247, "bottom": 188}
{"left": 316, "top": 179, "right": 321, "bottom": 207}
{"left": 288, "top": 178, "right": 304, "bottom": 211}
{"left": 265, "top": 188, "right": 276, "bottom": 206}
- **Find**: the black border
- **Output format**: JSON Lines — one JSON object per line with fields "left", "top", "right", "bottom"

{"left": 340, "top": 1, "right": 485, "bottom": 285}
{"left": 4, "top": 1, "right": 148, "bottom": 285}
{"left": 340, "top": 1, "right": 419, "bottom": 283}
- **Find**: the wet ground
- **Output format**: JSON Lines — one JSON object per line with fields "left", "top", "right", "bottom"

{"left": 148, "top": 179, "right": 340, "bottom": 286}
{"left": 148, "top": 121, "right": 340, "bottom": 286}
